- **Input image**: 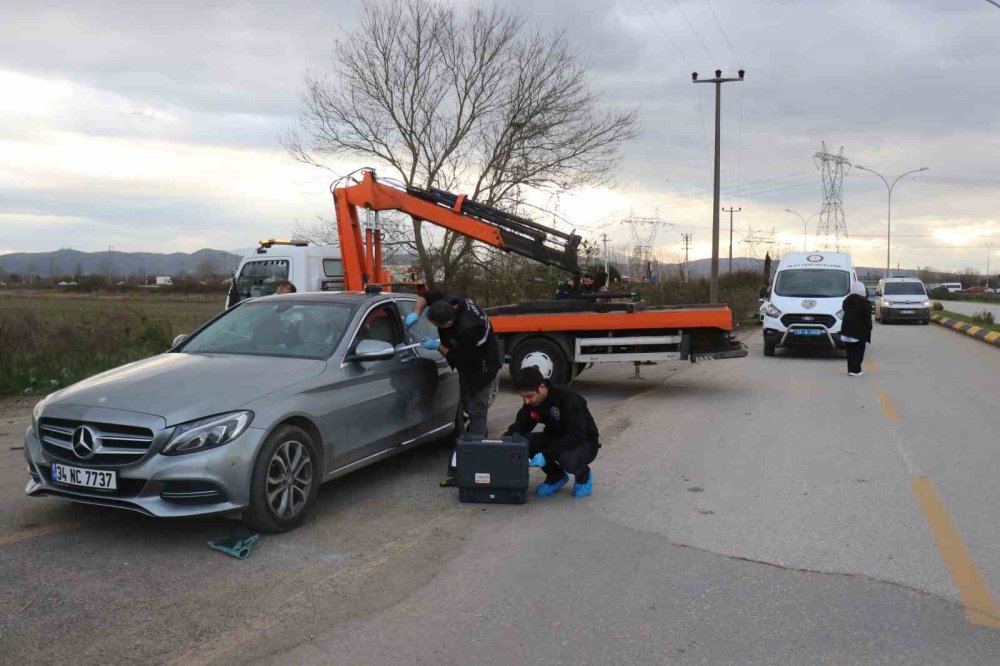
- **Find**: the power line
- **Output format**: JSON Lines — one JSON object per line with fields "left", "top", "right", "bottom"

{"left": 670, "top": 0, "right": 717, "bottom": 63}
{"left": 703, "top": 0, "right": 741, "bottom": 64}
{"left": 637, "top": 0, "right": 694, "bottom": 68}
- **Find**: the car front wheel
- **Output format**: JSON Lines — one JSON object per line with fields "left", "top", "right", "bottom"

{"left": 244, "top": 425, "right": 319, "bottom": 533}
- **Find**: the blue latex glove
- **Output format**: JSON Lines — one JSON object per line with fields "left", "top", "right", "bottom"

{"left": 528, "top": 452, "right": 546, "bottom": 468}
{"left": 420, "top": 337, "right": 440, "bottom": 351}
{"left": 404, "top": 312, "right": 419, "bottom": 328}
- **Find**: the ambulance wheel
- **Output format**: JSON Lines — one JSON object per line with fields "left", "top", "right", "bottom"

{"left": 763, "top": 341, "right": 776, "bottom": 357}
{"left": 510, "top": 338, "right": 569, "bottom": 385}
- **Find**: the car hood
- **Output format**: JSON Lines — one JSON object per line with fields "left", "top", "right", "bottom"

{"left": 770, "top": 294, "right": 846, "bottom": 314}
{"left": 48, "top": 353, "right": 327, "bottom": 425}
{"left": 883, "top": 294, "right": 928, "bottom": 304}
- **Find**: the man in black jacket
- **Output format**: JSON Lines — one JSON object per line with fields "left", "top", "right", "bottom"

{"left": 840, "top": 282, "right": 873, "bottom": 376}
{"left": 504, "top": 366, "right": 599, "bottom": 498}
{"left": 407, "top": 290, "right": 502, "bottom": 486}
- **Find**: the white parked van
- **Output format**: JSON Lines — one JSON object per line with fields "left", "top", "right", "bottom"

{"left": 762, "top": 252, "right": 857, "bottom": 357}
{"left": 226, "top": 239, "right": 344, "bottom": 308}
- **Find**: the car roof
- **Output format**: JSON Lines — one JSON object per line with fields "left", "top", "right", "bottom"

{"left": 882, "top": 277, "right": 923, "bottom": 282}
{"left": 252, "top": 291, "right": 417, "bottom": 305}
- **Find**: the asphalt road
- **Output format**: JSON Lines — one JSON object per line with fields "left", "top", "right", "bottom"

{"left": 1, "top": 321, "right": 999, "bottom": 665}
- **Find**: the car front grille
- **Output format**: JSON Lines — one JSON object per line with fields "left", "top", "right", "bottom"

{"left": 781, "top": 314, "right": 836, "bottom": 328}
{"left": 39, "top": 418, "right": 156, "bottom": 466}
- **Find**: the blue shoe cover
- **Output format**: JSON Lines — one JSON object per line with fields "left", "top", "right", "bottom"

{"left": 527, "top": 452, "right": 546, "bottom": 468}
{"left": 535, "top": 474, "right": 569, "bottom": 497}
{"left": 573, "top": 473, "right": 593, "bottom": 498}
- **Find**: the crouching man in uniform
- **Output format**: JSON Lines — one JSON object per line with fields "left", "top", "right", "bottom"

{"left": 504, "top": 366, "right": 599, "bottom": 498}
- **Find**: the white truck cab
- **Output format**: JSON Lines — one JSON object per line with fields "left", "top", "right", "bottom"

{"left": 226, "top": 239, "right": 344, "bottom": 308}
{"left": 762, "top": 252, "right": 857, "bottom": 357}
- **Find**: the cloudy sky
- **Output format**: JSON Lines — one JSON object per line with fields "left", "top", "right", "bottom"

{"left": 2, "top": 0, "right": 999, "bottom": 272}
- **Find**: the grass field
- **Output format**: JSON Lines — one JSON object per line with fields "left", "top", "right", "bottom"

{"left": 939, "top": 310, "right": 1000, "bottom": 334}
{"left": 0, "top": 290, "right": 223, "bottom": 397}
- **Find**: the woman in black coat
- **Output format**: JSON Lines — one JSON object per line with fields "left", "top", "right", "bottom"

{"left": 840, "top": 282, "right": 873, "bottom": 376}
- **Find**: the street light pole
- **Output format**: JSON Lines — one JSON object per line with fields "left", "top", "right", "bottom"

{"left": 785, "top": 209, "right": 820, "bottom": 252}
{"left": 693, "top": 68, "right": 745, "bottom": 302}
{"left": 987, "top": 242, "right": 996, "bottom": 289}
{"left": 854, "top": 165, "right": 928, "bottom": 279}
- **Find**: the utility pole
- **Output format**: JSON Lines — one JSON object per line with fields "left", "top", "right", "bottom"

{"left": 681, "top": 233, "right": 693, "bottom": 283}
{"left": 601, "top": 233, "right": 610, "bottom": 286}
{"left": 107, "top": 245, "right": 113, "bottom": 284}
{"left": 722, "top": 207, "right": 741, "bottom": 273}
{"left": 987, "top": 242, "right": 996, "bottom": 289}
{"left": 693, "top": 69, "right": 745, "bottom": 302}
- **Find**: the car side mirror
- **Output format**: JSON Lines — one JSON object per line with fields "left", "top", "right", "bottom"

{"left": 347, "top": 339, "right": 395, "bottom": 362}
{"left": 172, "top": 333, "right": 188, "bottom": 347}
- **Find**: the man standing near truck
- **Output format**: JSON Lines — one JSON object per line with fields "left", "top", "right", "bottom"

{"left": 407, "top": 290, "right": 502, "bottom": 487}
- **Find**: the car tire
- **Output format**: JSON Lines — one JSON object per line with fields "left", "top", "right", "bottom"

{"left": 243, "top": 424, "right": 320, "bottom": 533}
{"left": 881, "top": 315, "right": 890, "bottom": 325}
{"left": 763, "top": 341, "right": 776, "bottom": 357}
{"left": 510, "top": 337, "right": 569, "bottom": 385}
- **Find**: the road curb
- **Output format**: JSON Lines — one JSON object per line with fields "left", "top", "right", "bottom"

{"left": 931, "top": 313, "right": 1000, "bottom": 348}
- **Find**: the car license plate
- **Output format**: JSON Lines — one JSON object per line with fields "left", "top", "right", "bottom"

{"left": 51, "top": 463, "right": 117, "bottom": 490}
{"left": 901, "top": 310, "right": 914, "bottom": 314}
{"left": 794, "top": 329, "right": 823, "bottom": 336}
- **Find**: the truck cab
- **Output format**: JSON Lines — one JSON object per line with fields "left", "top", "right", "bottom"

{"left": 762, "top": 252, "right": 857, "bottom": 357}
{"left": 226, "top": 239, "right": 344, "bottom": 309}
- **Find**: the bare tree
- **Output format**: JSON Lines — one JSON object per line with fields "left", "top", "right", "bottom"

{"left": 285, "top": 0, "right": 638, "bottom": 284}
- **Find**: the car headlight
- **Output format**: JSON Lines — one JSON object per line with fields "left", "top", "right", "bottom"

{"left": 836, "top": 309, "right": 844, "bottom": 319}
{"left": 922, "top": 300, "right": 931, "bottom": 308}
{"left": 162, "top": 411, "right": 253, "bottom": 455}
{"left": 764, "top": 303, "right": 782, "bottom": 318}
{"left": 881, "top": 298, "right": 891, "bottom": 308}
{"left": 31, "top": 396, "right": 51, "bottom": 438}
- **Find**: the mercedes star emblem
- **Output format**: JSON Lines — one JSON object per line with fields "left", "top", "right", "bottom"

{"left": 72, "top": 426, "right": 99, "bottom": 460}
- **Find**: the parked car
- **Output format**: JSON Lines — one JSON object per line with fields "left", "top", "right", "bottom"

{"left": 875, "top": 277, "right": 931, "bottom": 325}
{"left": 960, "top": 286, "right": 989, "bottom": 294}
{"left": 23, "top": 291, "right": 462, "bottom": 531}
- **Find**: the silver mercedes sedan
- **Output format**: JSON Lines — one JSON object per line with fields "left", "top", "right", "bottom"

{"left": 23, "top": 291, "right": 461, "bottom": 531}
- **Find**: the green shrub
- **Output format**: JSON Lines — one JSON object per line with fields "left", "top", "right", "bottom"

{"left": 932, "top": 301, "right": 944, "bottom": 311}
{"left": 972, "top": 309, "right": 996, "bottom": 325}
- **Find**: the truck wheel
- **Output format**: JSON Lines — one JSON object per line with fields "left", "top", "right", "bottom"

{"left": 243, "top": 424, "right": 320, "bottom": 533}
{"left": 510, "top": 338, "right": 569, "bottom": 385}
{"left": 763, "top": 341, "right": 776, "bottom": 357}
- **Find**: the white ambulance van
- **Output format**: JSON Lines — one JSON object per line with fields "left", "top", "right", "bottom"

{"left": 226, "top": 239, "right": 344, "bottom": 309}
{"left": 761, "top": 252, "right": 857, "bottom": 357}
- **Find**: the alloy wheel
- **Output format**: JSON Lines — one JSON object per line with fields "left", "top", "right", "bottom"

{"left": 265, "top": 440, "right": 313, "bottom": 519}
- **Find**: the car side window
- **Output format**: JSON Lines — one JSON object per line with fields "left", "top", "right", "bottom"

{"left": 354, "top": 304, "right": 404, "bottom": 348}
{"left": 396, "top": 299, "right": 438, "bottom": 341}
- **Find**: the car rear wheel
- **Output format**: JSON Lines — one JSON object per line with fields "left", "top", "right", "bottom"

{"left": 244, "top": 425, "right": 319, "bottom": 533}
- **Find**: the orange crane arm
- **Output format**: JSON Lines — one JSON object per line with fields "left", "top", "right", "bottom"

{"left": 332, "top": 170, "right": 580, "bottom": 291}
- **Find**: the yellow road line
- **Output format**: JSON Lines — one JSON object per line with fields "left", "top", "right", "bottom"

{"left": 912, "top": 476, "right": 1000, "bottom": 627}
{"left": 864, "top": 358, "right": 876, "bottom": 372}
{"left": 877, "top": 391, "right": 899, "bottom": 421}
{"left": 0, "top": 522, "right": 82, "bottom": 546}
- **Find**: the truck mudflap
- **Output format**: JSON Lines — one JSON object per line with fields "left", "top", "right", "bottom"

{"left": 689, "top": 343, "right": 749, "bottom": 363}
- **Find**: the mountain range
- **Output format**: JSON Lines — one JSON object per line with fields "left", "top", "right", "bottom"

{"left": 0, "top": 248, "right": 244, "bottom": 279}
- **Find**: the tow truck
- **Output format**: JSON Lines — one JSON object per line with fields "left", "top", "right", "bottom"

{"left": 330, "top": 169, "right": 746, "bottom": 383}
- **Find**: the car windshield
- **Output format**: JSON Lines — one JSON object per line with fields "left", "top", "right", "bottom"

{"left": 884, "top": 282, "right": 926, "bottom": 296}
{"left": 180, "top": 301, "right": 354, "bottom": 359}
{"left": 773, "top": 269, "right": 850, "bottom": 298}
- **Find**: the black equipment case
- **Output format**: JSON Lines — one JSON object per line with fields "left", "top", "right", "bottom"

{"left": 456, "top": 434, "right": 529, "bottom": 504}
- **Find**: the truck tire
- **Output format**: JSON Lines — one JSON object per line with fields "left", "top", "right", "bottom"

{"left": 510, "top": 338, "right": 570, "bottom": 385}
{"left": 763, "top": 341, "right": 776, "bottom": 357}
{"left": 243, "top": 424, "right": 320, "bottom": 533}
